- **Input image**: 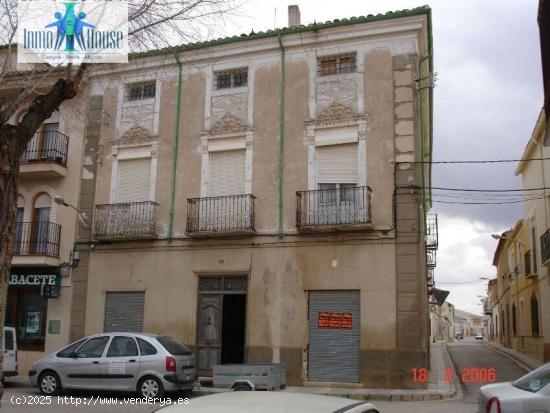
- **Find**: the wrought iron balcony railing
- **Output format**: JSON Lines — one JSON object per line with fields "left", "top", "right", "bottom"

{"left": 484, "top": 300, "right": 492, "bottom": 315}
{"left": 186, "top": 194, "right": 256, "bottom": 235}
{"left": 541, "top": 228, "right": 550, "bottom": 266}
{"left": 426, "top": 214, "right": 438, "bottom": 250}
{"left": 93, "top": 201, "right": 158, "bottom": 239}
{"left": 296, "top": 186, "right": 372, "bottom": 229}
{"left": 20, "top": 131, "right": 69, "bottom": 166}
{"left": 14, "top": 221, "right": 61, "bottom": 257}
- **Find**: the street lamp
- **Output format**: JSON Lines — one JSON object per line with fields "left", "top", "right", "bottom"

{"left": 54, "top": 195, "right": 89, "bottom": 228}
{"left": 491, "top": 233, "right": 526, "bottom": 249}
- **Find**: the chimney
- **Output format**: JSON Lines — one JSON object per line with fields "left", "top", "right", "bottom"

{"left": 288, "top": 5, "right": 301, "bottom": 28}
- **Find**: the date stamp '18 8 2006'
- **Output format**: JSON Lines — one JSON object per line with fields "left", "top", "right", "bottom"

{"left": 411, "top": 368, "right": 497, "bottom": 384}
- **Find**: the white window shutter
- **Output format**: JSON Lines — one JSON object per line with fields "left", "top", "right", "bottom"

{"left": 317, "top": 144, "right": 357, "bottom": 184}
{"left": 208, "top": 150, "right": 246, "bottom": 196}
{"left": 117, "top": 158, "right": 152, "bottom": 203}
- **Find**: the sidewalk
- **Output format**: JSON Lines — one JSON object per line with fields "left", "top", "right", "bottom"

{"left": 484, "top": 341, "right": 544, "bottom": 371}
{"left": 198, "top": 343, "right": 458, "bottom": 402}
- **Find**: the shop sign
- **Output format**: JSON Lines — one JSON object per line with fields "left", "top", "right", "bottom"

{"left": 9, "top": 274, "right": 60, "bottom": 287}
{"left": 317, "top": 312, "right": 353, "bottom": 329}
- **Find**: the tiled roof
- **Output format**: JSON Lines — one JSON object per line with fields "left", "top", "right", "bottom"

{"left": 130, "top": 5, "right": 431, "bottom": 59}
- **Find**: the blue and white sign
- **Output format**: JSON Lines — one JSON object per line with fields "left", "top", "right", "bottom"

{"left": 17, "top": 0, "right": 128, "bottom": 64}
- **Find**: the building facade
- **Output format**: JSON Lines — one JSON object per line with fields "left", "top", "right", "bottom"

{"left": 489, "top": 220, "right": 544, "bottom": 361}
{"left": 61, "top": 6, "right": 435, "bottom": 388}
{"left": 2, "top": 70, "right": 87, "bottom": 372}
{"left": 430, "top": 301, "right": 455, "bottom": 342}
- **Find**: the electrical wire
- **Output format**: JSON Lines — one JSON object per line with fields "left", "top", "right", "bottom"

{"left": 395, "top": 157, "right": 550, "bottom": 164}
{"left": 436, "top": 279, "right": 487, "bottom": 285}
{"left": 397, "top": 185, "right": 550, "bottom": 192}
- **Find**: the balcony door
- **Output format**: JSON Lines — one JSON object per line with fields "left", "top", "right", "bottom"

{"left": 316, "top": 144, "right": 360, "bottom": 224}
{"left": 15, "top": 196, "right": 24, "bottom": 255}
{"left": 42, "top": 122, "right": 60, "bottom": 161}
{"left": 206, "top": 150, "right": 246, "bottom": 230}
{"left": 110, "top": 158, "right": 152, "bottom": 234}
{"left": 22, "top": 112, "right": 59, "bottom": 162}
{"left": 32, "top": 194, "right": 51, "bottom": 255}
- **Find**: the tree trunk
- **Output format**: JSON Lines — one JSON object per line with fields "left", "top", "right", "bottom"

{"left": 0, "top": 127, "right": 19, "bottom": 399}
{"left": 0, "top": 65, "right": 86, "bottom": 398}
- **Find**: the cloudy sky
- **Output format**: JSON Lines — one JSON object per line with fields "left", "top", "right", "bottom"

{"left": 222, "top": 0, "right": 544, "bottom": 313}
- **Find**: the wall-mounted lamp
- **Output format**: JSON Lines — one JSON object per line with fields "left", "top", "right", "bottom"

{"left": 54, "top": 195, "right": 89, "bottom": 229}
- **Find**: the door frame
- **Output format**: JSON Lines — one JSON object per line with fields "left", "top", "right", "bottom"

{"left": 195, "top": 274, "right": 249, "bottom": 376}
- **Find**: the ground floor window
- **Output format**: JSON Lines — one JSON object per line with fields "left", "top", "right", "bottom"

{"left": 5, "top": 288, "right": 48, "bottom": 351}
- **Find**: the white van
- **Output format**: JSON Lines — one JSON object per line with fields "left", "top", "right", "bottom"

{"left": 2, "top": 327, "right": 17, "bottom": 382}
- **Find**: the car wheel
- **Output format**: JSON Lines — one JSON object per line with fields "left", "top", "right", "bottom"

{"left": 138, "top": 376, "right": 164, "bottom": 398}
{"left": 232, "top": 383, "right": 252, "bottom": 391}
{"left": 38, "top": 371, "right": 61, "bottom": 396}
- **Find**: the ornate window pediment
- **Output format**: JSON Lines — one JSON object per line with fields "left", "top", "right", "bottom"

{"left": 210, "top": 113, "right": 248, "bottom": 134}
{"left": 115, "top": 126, "right": 156, "bottom": 146}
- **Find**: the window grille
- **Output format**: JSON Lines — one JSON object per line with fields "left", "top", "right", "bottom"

{"left": 318, "top": 53, "right": 356, "bottom": 76}
{"left": 125, "top": 81, "right": 156, "bottom": 101}
{"left": 215, "top": 69, "right": 248, "bottom": 89}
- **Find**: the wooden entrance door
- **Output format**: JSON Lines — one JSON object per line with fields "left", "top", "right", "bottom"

{"left": 197, "top": 295, "right": 222, "bottom": 374}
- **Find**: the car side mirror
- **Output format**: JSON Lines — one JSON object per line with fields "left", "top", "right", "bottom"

{"left": 70, "top": 351, "right": 79, "bottom": 358}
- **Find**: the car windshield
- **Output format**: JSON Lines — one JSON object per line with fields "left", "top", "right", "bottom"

{"left": 155, "top": 336, "right": 192, "bottom": 356}
{"left": 512, "top": 365, "right": 550, "bottom": 393}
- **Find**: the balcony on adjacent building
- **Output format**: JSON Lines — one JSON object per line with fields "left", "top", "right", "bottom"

{"left": 296, "top": 186, "right": 372, "bottom": 231}
{"left": 19, "top": 131, "right": 69, "bottom": 178}
{"left": 186, "top": 194, "right": 256, "bottom": 237}
{"left": 541, "top": 228, "right": 550, "bottom": 266}
{"left": 13, "top": 221, "right": 61, "bottom": 258}
{"left": 483, "top": 300, "right": 492, "bottom": 315}
{"left": 93, "top": 201, "right": 158, "bottom": 240}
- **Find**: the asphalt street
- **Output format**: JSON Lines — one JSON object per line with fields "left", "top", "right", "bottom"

{"left": 0, "top": 338, "right": 530, "bottom": 413}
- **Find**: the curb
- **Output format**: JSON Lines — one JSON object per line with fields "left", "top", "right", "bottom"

{"left": 483, "top": 342, "right": 537, "bottom": 372}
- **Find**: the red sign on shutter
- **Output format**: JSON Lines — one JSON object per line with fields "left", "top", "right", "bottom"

{"left": 341, "top": 312, "right": 352, "bottom": 329}
{"left": 318, "top": 312, "right": 330, "bottom": 328}
{"left": 329, "top": 312, "right": 341, "bottom": 328}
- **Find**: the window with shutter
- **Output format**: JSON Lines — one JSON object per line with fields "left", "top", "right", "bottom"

{"left": 117, "top": 158, "right": 152, "bottom": 203}
{"left": 208, "top": 150, "right": 245, "bottom": 197}
{"left": 317, "top": 143, "right": 357, "bottom": 184}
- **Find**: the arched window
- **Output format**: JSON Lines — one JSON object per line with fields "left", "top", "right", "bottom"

{"left": 512, "top": 303, "right": 517, "bottom": 337}
{"left": 531, "top": 294, "right": 540, "bottom": 337}
{"left": 32, "top": 193, "right": 51, "bottom": 254}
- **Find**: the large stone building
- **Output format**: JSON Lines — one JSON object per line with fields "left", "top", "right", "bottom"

{"left": 54, "top": 5, "right": 435, "bottom": 388}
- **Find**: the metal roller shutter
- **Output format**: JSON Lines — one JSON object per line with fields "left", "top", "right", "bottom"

{"left": 308, "top": 291, "right": 360, "bottom": 383}
{"left": 317, "top": 144, "right": 357, "bottom": 184}
{"left": 117, "top": 158, "right": 151, "bottom": 203}
{"left": 104, "top": 292, "right": 145, "bottom": 333}
{"left": 208, "top": 150, "right": 245, "bottom": 196}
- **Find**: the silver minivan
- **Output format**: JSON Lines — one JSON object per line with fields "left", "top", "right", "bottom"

{"left": 29, "top": 333, "right": 197, "bottom": 398}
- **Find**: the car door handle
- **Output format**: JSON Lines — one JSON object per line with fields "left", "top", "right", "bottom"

{"left": 92, "top": 361, "right": 99, "bottom": 364}
{"left": 128, "top": 359, "right": 136, "bottom": 363}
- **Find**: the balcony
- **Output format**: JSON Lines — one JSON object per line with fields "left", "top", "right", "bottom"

{"left": 19, "top": 131, "right": 69, "bottom": 178}
{"left": 186, "top": 194, "right": 256, "bottom": 237}
{"left": 13, "top": 221, "right": 61, "bottom": 258}
{"left": 541, "top": 228, "right": 550, "bottom": 266}
{"left": 484, "top": 300, "right": 492, "bottom": 315}
{"left": 426, "top": 214, "right": 438, "bottom": 250}
{"left": 93, "top": 201, "right": 158, "bottom": 240}
{"left": 296, "top": 186, "right": 372, "bottom": 231}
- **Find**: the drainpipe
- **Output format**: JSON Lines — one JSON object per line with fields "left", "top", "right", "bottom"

{"left": 168, "top": 53, "right": 183, "bottom": 240}
{"left": 417, "top": 53, "right": 432, "bottom": 236}
{"left": 277, "top": 35, "right": 286, "bottom": 237}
